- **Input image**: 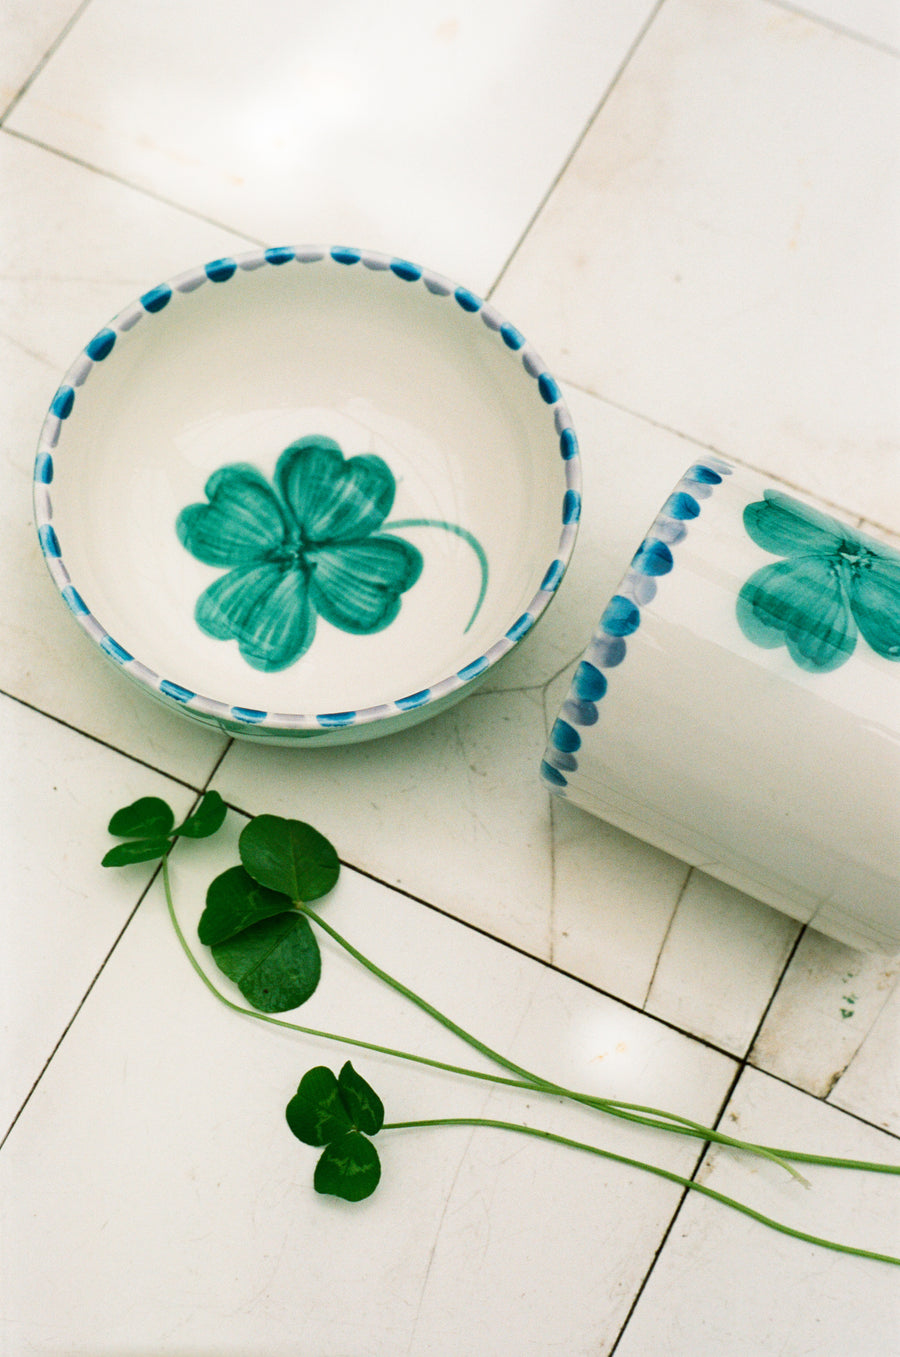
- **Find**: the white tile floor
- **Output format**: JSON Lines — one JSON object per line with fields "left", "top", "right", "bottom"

{"left": 2, "top": 1, "right": 898, "bottom": 1353}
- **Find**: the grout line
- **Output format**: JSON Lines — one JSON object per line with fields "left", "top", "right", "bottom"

{"left": 0, "top": 685, "right": 219, "bottom": 791}
{"left": 0, "top": 0, "right": 96, "bottom": 126}
{"left": 0, "top": 866, "right": 157, "bottom": 1153}
{"left": 0, "top": 125, "right": 265, "bottom": 247}
{"left": 609, "top": 1045, "right": 757, "bottom": 1356}
{"left": 764, "top": 0, "right": 900, "bottom": 57}
{"left": 609, "top": 920, "right": 892, "bottom": 1352}
{"left": 486, "top": 0, "right": 668, "bottom": 301}
{"left": 558, "top": 379, "right": 899, "bottom": 536}
{"left": 743, "top": 923, "right": 808, "bottom": 1062}
{"left": 0, "top": 741, "right": 234, "bottom": 1150}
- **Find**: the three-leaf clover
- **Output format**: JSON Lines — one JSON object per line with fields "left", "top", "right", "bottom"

{"left": 102, "top": 792, "right": 227, "bottom": 866}
{"left": 737, "top": 490, "right": 900, "bottom": 672}
{"left": 286, "top": 1063, "right": 384, "bottom": 1201}
{"left": 197, "top": 815, "right": 340, "bottom": 1013}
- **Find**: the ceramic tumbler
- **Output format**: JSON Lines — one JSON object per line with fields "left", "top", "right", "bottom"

{"left": 542, "top": 459, "right": 900, "bottom": 953}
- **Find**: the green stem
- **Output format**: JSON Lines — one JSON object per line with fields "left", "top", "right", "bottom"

{"left": 162, "top": 863, "right": 898, "bottom": 1189}
{"left": 384, "top": 518, "right": 488, "bottom": 633}
{"left": 382, "top": 1118, "right": 900, "bottom": 1267}
{"left": 162, "top": 859, "right": 899, "bottom": 1261}
{"left": 161, "top": 858, "right": 589, "bottom": 1089}
{"left": 301, "top": 907, "right": 849, "bottom": 1183}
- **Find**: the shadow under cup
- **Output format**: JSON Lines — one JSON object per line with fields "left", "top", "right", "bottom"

{"left": 543, "top": 459, "right": 900, "bottom": 954}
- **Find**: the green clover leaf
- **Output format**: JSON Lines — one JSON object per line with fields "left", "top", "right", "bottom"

{"left": 209, "top": 912, "right": 321, "bottom": 1013}
{"left": 102, "top": 791, "right": 227, "bottom": 866}
{"left": 239, "top": 815, "right": 341, "bottom": 903}
{"left": 286, "top": 1063, "right": 384, "bottom": 1201}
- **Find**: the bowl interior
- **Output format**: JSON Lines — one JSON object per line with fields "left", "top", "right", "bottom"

{"left": 44, "top": 252, "right": 575, "bottom": 717}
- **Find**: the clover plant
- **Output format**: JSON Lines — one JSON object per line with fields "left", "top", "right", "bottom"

{"left": 104, "top": 796, "right": 900, "bottom": 1258}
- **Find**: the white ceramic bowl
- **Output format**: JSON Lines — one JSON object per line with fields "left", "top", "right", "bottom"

{"left": 34, "top": 246, "right": 580, "bottom": 743}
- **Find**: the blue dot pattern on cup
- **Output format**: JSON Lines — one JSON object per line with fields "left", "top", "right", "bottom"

{"left": 541, "top": 462, "right": 732, "bottom": 791}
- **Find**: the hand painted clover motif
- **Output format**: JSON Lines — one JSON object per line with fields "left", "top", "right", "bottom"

{"left": 736, "top": 490, "right": 900, "bottom": 672}
{"left": 176, "top": 437, "right": 424, "bottom": 672}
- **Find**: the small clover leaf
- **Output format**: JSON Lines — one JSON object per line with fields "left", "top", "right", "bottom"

{"left": 313, "top": 1133, "right": 381, "bottom": 1202}
{"left": 210, "top": 912, "right": 321, "bottom": 1013}
{"left": 198, "top": 865, "right": 294, "bottom": 947}
{"left": 286, "top": 1066, "right": 356, "bottom": 1145}
{"left": 337, "top": 1060, "right": 385, "bottom": 1137}
{"left": 239, "top": 815, "right": 340, "bottom": 902}
{"left": 102, "top": 836, "right": 175, "bottom": 867}
{"left": 176, "top": 790, "right": 228, "bottom": 839}
{"left": 108, "top": 797, "right": 175, "bottom": 838}
{"left": 286, "top": 1063, "right": 384, "bottom": 1201}
{"left": 102, "top": 792, "right": 228, "bottom": 867}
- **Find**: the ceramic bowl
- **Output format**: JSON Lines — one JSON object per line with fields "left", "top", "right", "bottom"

{"left": 34, "top": 246, "right": 580, "bottom": 743}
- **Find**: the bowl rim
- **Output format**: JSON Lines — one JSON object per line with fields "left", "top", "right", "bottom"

{"left": 33, "top": 243, "right": 581, "bottom": 736}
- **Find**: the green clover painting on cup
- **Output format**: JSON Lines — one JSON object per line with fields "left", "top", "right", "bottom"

{"left": 736, "top": 490, "right": 900, "bottom": 673}
{"left": 176, "top": 435, "right": 487, "bottom": 672}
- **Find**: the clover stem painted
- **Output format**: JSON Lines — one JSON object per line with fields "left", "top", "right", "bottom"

{"left": 384, "top": 518, "right": 489, "bottom": 632}
{"left": 381, "top": 1118, "right": 900, "bottom": 1267}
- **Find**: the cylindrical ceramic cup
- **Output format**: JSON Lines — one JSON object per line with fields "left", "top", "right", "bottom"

{"left": 542, "top": 458, "right": 900, "bottom": 953}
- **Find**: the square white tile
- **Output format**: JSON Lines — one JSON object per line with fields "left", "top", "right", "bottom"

{"left": 778, "top": 0, "right": 900, "bottom": 48}
{"left": 0, "top": 0, "right": 82, "bottom": 117}
{"left": 6, "top": 0, "right": 661, "bottom": 294}
{"left": 1, "top": 807, "right": 737, "bottom": 1355}
{"left": 493, "top": 0, "right": 900, "bottom": 527}
{"left": 0, "top": 691, "right": 197, "bottom": 1137}
{"left": 613, "top": 1067, "right": 900, "bottom": 1356}
{"left": 0, "top": 132, "right": 248, "bottom": 777}
{"left": 750, "top": 928, "right": 899, "bottom": 1123}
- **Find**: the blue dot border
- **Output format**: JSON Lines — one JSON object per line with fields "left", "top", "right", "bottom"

{"left": 541, "top": 461, "right": 733, "bottom": 791}
{"left": 32, "top": 245, "right": 582, "bottom": 738}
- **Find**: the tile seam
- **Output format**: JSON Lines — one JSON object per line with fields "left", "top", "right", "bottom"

{"left": 0, "top": 0, "right": 96, "bottom": 126}
{"left": 486, "top": 0, "right": 669, "bottom": 301}
{"left": 0, "top": 685, "right": 219, "bottom": 790}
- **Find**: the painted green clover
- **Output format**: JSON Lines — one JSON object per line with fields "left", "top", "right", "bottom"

{"left": 176, "top": 437, "right": 424, "bottom": 672}
{"left": 736, "top": 490, "right": 900, "bottom": 672}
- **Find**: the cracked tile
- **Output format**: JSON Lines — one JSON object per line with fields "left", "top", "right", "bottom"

{"left": 643, "top": 872, "right": 801, "bottom": 1055}
{"left": 548, "top": 790, "right": 689, "bottom": 1009}
{"left": 751, "top": 929, "right": 899, "bottom": 1127}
